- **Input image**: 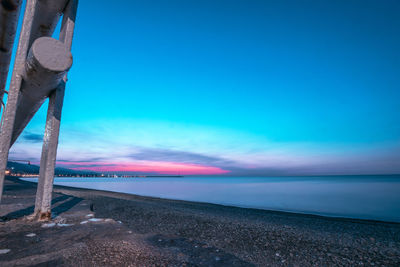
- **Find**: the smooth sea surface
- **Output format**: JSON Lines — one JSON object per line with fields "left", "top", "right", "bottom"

{"left": 22, "top": 175, "right": 400, "bottom": 223}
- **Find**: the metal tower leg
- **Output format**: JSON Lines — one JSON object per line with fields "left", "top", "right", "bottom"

{"left": 34, "top": 83, "right": 65, "bottom": 220}
{"left": 33, "top": 0, "right": 77, "bottom": 220}
{"left": 0, "top": 0, "right": 38, "bottom": 202}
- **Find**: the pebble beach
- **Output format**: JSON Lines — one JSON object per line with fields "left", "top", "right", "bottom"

{"left": 1, "top": 176, "right": 400, "bottom": 266}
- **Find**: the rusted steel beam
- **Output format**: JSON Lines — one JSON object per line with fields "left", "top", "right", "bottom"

{"left": 0, "top": 0, "right": 22, "bottom": 113}
{"left": 34, "top": 0, "right": 78, "bottom": 220}
{"left": 11, "top": 36, "right": 72, "bottom": 145}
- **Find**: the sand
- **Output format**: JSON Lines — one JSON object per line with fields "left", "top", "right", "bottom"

{"left": 1, "top": 176, "right": 399, "bottom": 266}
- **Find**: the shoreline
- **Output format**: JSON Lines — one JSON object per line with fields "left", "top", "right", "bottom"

{"left": 1, "top": 176, "right": 400, "bottom": 266}
{"left": 21, "top": 175, "right": 400, "bottom": 225}
{"left": 49, "top": 178, "right": 400, "bottom": 226}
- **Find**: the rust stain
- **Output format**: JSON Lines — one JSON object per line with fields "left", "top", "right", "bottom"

{"left": 39, "top": 211, "right": 52, "bottom": 221}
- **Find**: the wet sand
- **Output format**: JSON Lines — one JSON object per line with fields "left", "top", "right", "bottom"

{"left": 1, "top": 176, "right": 400, "bottom": 266}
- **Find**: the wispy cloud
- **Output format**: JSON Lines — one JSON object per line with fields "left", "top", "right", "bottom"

{"left": 10, "top": 119, "right": 400, "bottom": 175}
{"left": 22, "top": 132, "right": 43, "bottom": 143}
{"left": 128, "top": 148, "right": 234, "bottom": 166}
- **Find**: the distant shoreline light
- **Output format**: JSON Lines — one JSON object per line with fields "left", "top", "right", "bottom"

{"left": 57, "top": 160, "right": 230, "bottom": 175}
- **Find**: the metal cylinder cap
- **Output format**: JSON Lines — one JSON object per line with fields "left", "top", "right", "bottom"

{"left": 30, "top": 36, "right": 72, "bottom": 72}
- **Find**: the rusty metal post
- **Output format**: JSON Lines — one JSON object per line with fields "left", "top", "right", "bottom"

{"left": 0, "top": 0, "right": 38, "bottom": 202}
{"left": 0, "top": 0, "right": 22, "bottom": 113}
{"left": 34, "top": 0, "right": 77, "bottom": 220}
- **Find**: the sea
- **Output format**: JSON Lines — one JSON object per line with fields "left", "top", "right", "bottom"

{"left": 22, "top": 175, "right": 400, "bottom": 223}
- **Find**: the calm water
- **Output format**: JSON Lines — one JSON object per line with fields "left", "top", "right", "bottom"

{"left": 22, "top": 175, "right": 400, "bottom": 223}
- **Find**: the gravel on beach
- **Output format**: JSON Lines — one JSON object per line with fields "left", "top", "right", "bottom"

{"left": 1, "top": 176, "right": 400, "bottom": 266}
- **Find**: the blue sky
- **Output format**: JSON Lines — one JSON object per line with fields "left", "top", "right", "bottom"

{"left": 7, "top": 0, "right": 400, "bottom": 175}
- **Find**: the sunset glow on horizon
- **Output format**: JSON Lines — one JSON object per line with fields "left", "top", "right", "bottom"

{"left": 57, "top": 160, "right": 230, "bottom": 175}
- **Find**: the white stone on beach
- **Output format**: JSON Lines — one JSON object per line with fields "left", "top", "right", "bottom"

{"left": 0, "top": 249, "right": 10, "bottom": 254}
{"left": 57, "top": 223, "right": 73, "bottom": 227}
{"left": 26, "top": 233, "right": 36, "bottom": 237}
{"left": 41, "top": 223, "right": 56, "bottom": 228}
{"left": 117, "top": 221, "right": 122, "bottom": 224}
{"left": 88, "top": 218, "right": 103, "bottom": 222}
{"left": 86, "top": 214, "right": 94, "bottom": 218}
{"left": 80, "top": 220, "right": 89, "bottom": 224}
